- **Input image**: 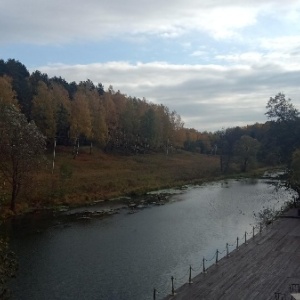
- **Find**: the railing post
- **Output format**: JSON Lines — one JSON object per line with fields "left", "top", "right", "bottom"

{"left": 153, "top": 288, "right": 156, "bottom": 300}
{"left": 226, "top": 243, "right": 229, "bottom": 258}
{"left": 245, "top": 231, "right": 247, "bottom": 244}
{"left": 236, "top": 237, "right": 239, "bottom": 250}
{"left": 203, "top": 257, "right": 206, "bottom": 273}
{"left": 253, "top": 226, "right": 255, "bottom": 239}
{"left": 216, "top": 249, "right": 219, "bottom": 264}
{"left": 171, "top": 276, "right": 175, "bottom": 296}
{"left": 189, "top": 265, "right": 193, "bottom": 284}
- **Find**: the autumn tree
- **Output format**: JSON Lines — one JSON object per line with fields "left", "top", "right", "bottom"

{"left": 0, "top": 104, "right": 46, "bottom": 212}
{"left": 82, "top": 83, "right": 107, "bottom": 146}
{"left": 103, "top": 92, "right": 117, "bottom": 134}
{"left": 153, "top": 105, "right": 173, "bottom": 151}
{"left": 51, "top": 82, "right": 71, "bottom": 144}
{"left": 217, "top": 127, "right": 243, "bottom": 173}
{"left": 70, "top": 88, "right": 92, "bottom": 148}
{"left": 1, "top": 59, "right": 208, "bottom": 156}
{"left": 234, "top": 135, "right": 260, "bottom": 172}
{"left": 183, "top": 128, "right": 200, "bottom": 152}
{"left": 265, "top": 93, "right": 300, "bottom": 162}
{"left": 140, "top": 107, "right": 157, "bottom": 148}
{"left": 119, "top": 100, "right": 140, "bottom": 151}
{"left": 103, "top": 89, "right": 129, "bottom": 151}
{"left": 31, "top": 81, "right": 57, "bottom": 140}
{"left": 0, "top": 76, "right": 18, "bottom": 106}
{"left": 183, "top": 130, "right": 214, "bottom": 154}
{"left": 170, "top": 111, "right": 184, "bottom": 149}
{"left": 4, "top": 59, "right": 32, "bottom": 118}
{"left": 175, "top": 127, "right": 187, "bottom": 149}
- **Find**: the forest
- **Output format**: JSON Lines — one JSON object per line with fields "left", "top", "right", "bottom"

{"left": 0, "top": 60, "right": 262, "bottom": 156}
{"left": 1, "top": 59, "right": 300, "bottom": 162}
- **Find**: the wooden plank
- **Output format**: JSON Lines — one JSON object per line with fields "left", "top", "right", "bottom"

{"left": 163, "top": 210, "right": 300, "bottom": 300}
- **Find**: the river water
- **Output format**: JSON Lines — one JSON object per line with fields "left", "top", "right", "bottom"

{"left": 4, "top": 177, "right": 296, "bottom": 300}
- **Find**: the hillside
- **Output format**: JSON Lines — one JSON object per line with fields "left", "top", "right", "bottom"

{"left": 0, "top": 148, "right": 221, "bottom": 214}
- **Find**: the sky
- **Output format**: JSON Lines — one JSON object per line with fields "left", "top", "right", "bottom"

{"left": 1, "top": 0, "right": 300, "bottom": 132}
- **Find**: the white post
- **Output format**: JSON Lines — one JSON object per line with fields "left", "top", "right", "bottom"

{"left": 52, "top": 138, "right": 56, "bottom": 174}
{"left": 76, "top": 138, "right": 79, "bottom": 156}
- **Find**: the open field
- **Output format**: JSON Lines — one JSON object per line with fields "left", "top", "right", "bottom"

{"left": 1, "top": 147, "right": 223, "bottom": 213}
{"left": 46, "top": 148, "right": 220, "bottom": 203}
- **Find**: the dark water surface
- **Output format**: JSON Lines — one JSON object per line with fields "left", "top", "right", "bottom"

{"left": 4, "top": 178, "right": 295, "bottom": 300}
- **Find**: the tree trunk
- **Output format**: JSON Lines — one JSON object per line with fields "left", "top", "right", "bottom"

{"left": 242, "top": 158, "right": 249, "bottom": 172}
{"left": 10, "top": 183, "right": 17, "bottom": 212}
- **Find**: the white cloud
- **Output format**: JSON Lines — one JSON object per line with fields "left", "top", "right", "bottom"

{"left": 196, "top": 6, "right": 258, "bottom": 39}
{"left": 216, "top": 52, "right": 263, "bottom": 64}
{"left": 260, "top": 36, "right": 300, "bottom": 51}
{"left": 1, "top": 0, "right": 297, "bottom": 44}
{"left": 215, "top": 36, "right": 300, "bottom": 71}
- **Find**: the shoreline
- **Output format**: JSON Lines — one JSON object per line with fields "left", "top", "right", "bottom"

{"left": 1, "top": 147, "right": 283, "bottom": 219}
{"left": 1, "top": 168, "right": 278, "bottom": 220}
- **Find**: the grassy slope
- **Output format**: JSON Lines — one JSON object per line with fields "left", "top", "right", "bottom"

{"left": 26, "top": 147, "right": 221, "bottom": 208}
{"left": 1, "top": 146, "right": 274, "bottom": 216}
{"left": 1, "top": 145, "right": 276, "bottom": 216}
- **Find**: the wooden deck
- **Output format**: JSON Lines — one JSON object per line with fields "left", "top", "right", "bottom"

{"left": 164, "top": 208, "right": 300, "bottom": 300}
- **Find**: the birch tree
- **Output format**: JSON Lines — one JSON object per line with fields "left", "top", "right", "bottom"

{"left": 70, "top": 90, "right": 92, "bottom": 141}
{"left": 31, "top": 81, "right": 57, "bottom": 140}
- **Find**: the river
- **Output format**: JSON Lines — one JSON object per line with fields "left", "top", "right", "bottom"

{"left": 3, "top": 176, "right": 296, "bottom": 300}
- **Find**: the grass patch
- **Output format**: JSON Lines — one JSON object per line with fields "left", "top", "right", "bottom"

{"left": 20, "top": 147, "right": 220, "bottom": 209}
{"left": 1, "top": 146, "right": 275, "bottom": 214}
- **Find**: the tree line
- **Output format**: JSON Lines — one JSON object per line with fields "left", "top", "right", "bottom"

{"left": 4, "top": 58, "right": 296, "bottom": 166}
{"left": 0, "top": 59, "right": 217, "bottom": 155}
{"left": 0, "top": 59, "right": 286, "bottom": 162}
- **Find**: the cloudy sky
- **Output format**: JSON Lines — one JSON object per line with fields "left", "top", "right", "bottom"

{"left": 1, "top": 0, "right": 300, "bottom": 132}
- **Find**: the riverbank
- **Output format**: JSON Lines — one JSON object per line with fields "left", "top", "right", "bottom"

{"left": 163, "top": 207, "right": 300, "bottom": 300}
{"left": 0, "top": 146, "right": 277, "bottom": 218}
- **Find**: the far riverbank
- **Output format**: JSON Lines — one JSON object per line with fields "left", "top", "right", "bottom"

{"left": 1, "top": 148, "right": 277, "bottom": 218}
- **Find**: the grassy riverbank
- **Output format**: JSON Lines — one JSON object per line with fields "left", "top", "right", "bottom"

{"left": 39, "top": 148, "right": 221, "bottom": 205}
{"left": 0, "top": 147, "right": 272, "bottom": 216}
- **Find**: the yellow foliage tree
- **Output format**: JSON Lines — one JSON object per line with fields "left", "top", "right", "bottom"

{"left": 31, "top": 81, "right": 57, "bottom": 140}
{"left": 70, "top": 90, "right": 92, "bottom": 141}
{"left": 88, "top": 90, "right": 107, "bottom": 146}
{"left": 52, "top": 83, "right": 71, "bottom": 142}
{"left": 0, "top": 75, "right": 18, "bottom": 107}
